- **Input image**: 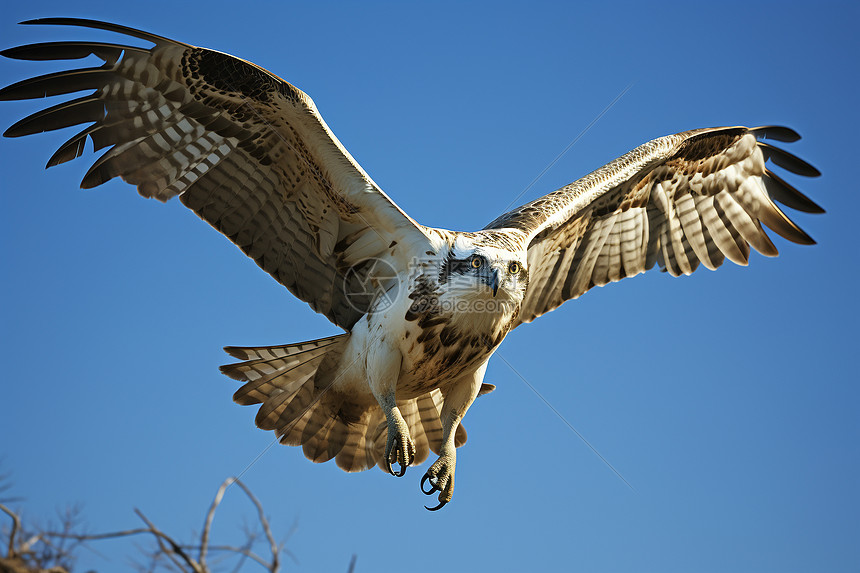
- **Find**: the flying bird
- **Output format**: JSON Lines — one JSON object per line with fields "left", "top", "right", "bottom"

{"left": 0, "top": 18, "right": 823, "bottom": 510}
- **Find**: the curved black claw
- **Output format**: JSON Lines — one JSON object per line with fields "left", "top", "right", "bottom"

{"left": 387, "top": 458, "right": 407, "bottom": 477}
{"left": 424, "top": 499, "right": 449, "bottom": 511}
{"left": 420, "top": 474, "right": 440, "bottom": 495}
{"left": 421, "top": 473, "right": 448, "bottom": 509}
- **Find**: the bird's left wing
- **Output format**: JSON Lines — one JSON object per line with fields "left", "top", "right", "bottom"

{"left": 484, "top": 126, "right": 822, "bottom": 326}
{"left": 1, "top": 18, "right": 433, "bottom": 330}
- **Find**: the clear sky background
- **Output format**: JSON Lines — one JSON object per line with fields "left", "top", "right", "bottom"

{"left": 1, "top": 2, "right": 858, "bottom": 572}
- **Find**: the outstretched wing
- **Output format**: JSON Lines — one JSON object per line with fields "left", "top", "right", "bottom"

{"left": 1, "top": 18, "right": 432, "bottom": 330}
{"left": 484, "top": 126, "right": 822, "bottom": 325}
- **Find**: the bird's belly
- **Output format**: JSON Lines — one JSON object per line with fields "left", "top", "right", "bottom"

{"left": 394, "top": 319, "right": 495, "bottom": 399}
{"left": 354, "top": 282, "right": 510, "bottom": 400}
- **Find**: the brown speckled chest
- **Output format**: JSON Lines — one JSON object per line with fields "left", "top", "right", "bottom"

{"left": 396, "top": 276, "right": 515, "bottom": 396}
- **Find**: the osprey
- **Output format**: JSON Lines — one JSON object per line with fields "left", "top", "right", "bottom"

{"left": 1, "top": 18, "right": 822, "bottom": 510}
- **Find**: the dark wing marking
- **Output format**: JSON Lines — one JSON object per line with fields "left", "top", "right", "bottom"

{"left": 484, "top": 126, "right": 822, "bottom": 325}
{"left": 2, "top": 18, "right": 432, "bottom": 330}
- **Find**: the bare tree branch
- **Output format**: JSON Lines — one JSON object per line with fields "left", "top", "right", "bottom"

{"left": 227, "top": 537, "right": 254, "bottom": 573}
{"left": 279, "top": 518, "right": 300, "bottom": 566}
{"left": 231, "top": 479, "right": 279, "bottom": 573}
{"left": 188, "top": 544, "right": 271, "bottom": 570}
{"left": 0, "top": 474, "right": 20, "bottom": 505}
{"left": 43, "top": 527, "right": 160, "bottom": 542}
{"left": 199, "top": 477, "right": 231, "bottom": 569}
{"left": 0, "top": 503, "right": 21, "bottom": 558}
{"left": 2, "top": 478, "right": 295, "bottom": 573}
{"left": 227, "top": 523, "right": 257, "bottom": 573}
{"left": 134, "top": 509, "right": 200, "bottom": 573}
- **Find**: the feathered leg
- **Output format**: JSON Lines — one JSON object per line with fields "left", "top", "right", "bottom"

{"left": 421, "top": 361, "right": 487, "bottom": 510}
{"left": 366, "top": 340, "right": 415, "bottom": 477}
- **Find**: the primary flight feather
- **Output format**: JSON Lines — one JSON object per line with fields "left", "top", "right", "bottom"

{"left": 1, "top": 18, "right": 822, "bottom": 510}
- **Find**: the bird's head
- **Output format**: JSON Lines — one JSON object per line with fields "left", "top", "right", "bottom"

{"left": 440, "top": 237, "right": 529, "bottom": 306}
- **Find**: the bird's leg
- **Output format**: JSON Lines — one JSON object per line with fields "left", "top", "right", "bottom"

{"left": 377, "top": 391, "right": 416, "bottom": 477}
{"left": 421, "top": 362, "right": 486, "bottom": 510}
{"left": 367, "top": 341, "right": 414, "bottom": 477}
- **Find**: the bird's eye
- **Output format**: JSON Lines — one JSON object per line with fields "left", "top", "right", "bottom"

{"left": 471, "top": 257, "right": 483, "bottom": 269}
{"left": 508, "top": 262, "right": 521, "bottom": 274}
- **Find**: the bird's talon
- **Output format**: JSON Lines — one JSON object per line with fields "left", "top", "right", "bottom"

{"left": 420, "top": 474, "right": 440, "bottom": 495}
{"left": 424, "top": 499, "right": 448, "bottom": 511}
{"left": 384, "top": 419, "right": 414, "bottom": 477}
{"left": 385, "top": 436, "right": 415, "bottom": 477}
{"left": 420, "top": 454, "right": 454, "bottom": 510}
{"left": 386, "top": 445, "right": 408, "bottom": 477}
{"left": 386, "top": 460, "right": 404, "bottom": 477}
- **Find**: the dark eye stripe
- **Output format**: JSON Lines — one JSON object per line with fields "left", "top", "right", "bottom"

{"left": 439, "top": 252, "right": 488, "bottom": 283}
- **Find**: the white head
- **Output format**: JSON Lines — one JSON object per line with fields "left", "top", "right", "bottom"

{"left": 439, "top": 235, "right": 529, "bottom": 308}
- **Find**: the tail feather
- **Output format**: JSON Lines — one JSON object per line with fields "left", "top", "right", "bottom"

{"left": 273, "top": 382, "right": 315, "bottom": 444}
{"left": 300, "top": 404, "right": 343, "bottom": 462}
{"left": 232, "top": 358, "right": 323, "bottom": 407}
{"left": 370, "top": 415, "right": 389, "bottom": 473}
{"left": 302, "top": 414, "right": 344, "bottom": 463}
{"left": 400, "top": 398, "right": 431, "bottom": 466}
{"left": 335, "top": 415, "right": 370, "bottom": 472}
{"left": 223, "top": 345, "right": 332, "bottom": 406}
{"left": 222, "top": 333, "right": 483, "bottom": 474}
{"left": 322, "top": 417, "right": 350, "bottom": 463}
{"left": 300, "top": 405, "right": 330, "bottom": 449}
{"left": 223, "top": 335, "right": 344, "bottom": 361}
{"left": 417, "top": 391, "right": 444, "bottom": 456}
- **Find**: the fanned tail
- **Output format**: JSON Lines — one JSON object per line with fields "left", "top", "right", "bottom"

{"left": 222, "top": 335, "right": 345, "bottom": 406}
{"left": 221, "top": 334, "right": 492, "bottom": 473}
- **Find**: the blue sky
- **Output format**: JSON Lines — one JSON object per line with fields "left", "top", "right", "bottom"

{"left": 1, "top": 2, "right": 858, "bottom": 572}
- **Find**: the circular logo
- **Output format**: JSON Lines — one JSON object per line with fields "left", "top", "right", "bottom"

{"left": 342, "top": 257, "right": 401, "bottom": 314}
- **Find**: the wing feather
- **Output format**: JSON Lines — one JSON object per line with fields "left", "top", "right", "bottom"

{"left": 2, "top": 18, "right": 432, "bottom": 330}
{"left": 763, "top": 169, "right": 825, "bottom": 214}
{"left": 486, "top": 126, "right": 821, "bottom": 325}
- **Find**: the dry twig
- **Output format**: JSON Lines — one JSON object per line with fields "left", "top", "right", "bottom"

{"left": 2, "top": 477, "right": 291, "bottom": 573}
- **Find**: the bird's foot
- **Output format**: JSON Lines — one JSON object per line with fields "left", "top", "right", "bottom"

{"left": 420, "top": 451, "right": 456, "bottom": 511}
{"left": 384, "top": 413, "right": 415, "bottom": 477}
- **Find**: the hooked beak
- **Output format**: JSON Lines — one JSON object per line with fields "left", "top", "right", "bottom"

{"left": 490, "top": 268, "right": 499, "bottom": 297}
